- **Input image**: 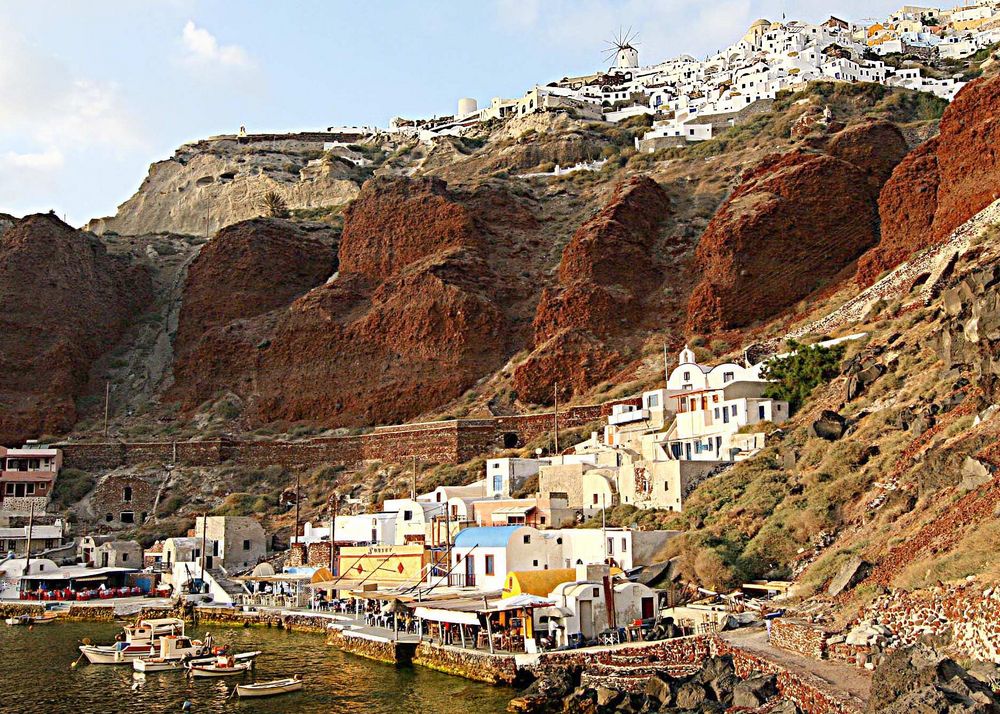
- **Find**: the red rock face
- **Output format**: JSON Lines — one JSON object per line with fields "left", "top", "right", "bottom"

{"left": 857, "top": 75, "right": 1000, "bottom": 285}
{"left": 932, "top": 75, "right": 1000, "bottom": 240}
{"left": 0, "top": 214, "right": 151, "bottom": 444}
{"left": 170, "top": 218, "right": 336, "bottom": 407}
{"left": 856, "top": 138, "right": 940, "bottom": 286}
{"left": 687, "top": 144, "right": 884, "bottom": 332}
{"left": 172, "top": 177, "right": 539, "bottom": 426}
{"left": 514, "top": 176, "right": 671, "bottom": 403}
{"left": 825, "top": 120, "right": 908, "bottom": 191}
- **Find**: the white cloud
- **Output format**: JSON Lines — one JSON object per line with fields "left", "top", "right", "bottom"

{"left": 0, "top": 148, "right": 64, "bottom": 171}
{"left": 181, "top": 20, "right": 253, "bottom": 68}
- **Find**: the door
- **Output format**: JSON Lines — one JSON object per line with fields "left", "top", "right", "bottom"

{"left": 684, "top": 442, "right": 692, "bottom": 460}
{"left": 465, "top": 554, "right": 475, "bottom": 587}
{"left": 641, "top": 596, "right": 655, "bottom": 620}
{"left": 580, "top": 600, "right": 594, "bottom": 640}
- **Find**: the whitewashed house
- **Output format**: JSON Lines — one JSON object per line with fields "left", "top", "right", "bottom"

{"left": 449, "top": 526, "right": 562, "bottom": 591}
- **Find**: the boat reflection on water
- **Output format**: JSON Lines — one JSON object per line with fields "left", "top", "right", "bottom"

{"left": 1, "top": 620, "right": 514, "bottom": 714}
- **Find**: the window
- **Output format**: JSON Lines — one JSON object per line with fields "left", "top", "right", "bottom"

{"left": 533, "top": 559, "right": 539, "bottom": 567}
{"left": 664, "top": 481, "right": 669, "bottom": 492}
{"left": 759, "top": 405, "right": 766, "bottom": 420}
{"left": 3, "top": 484, "right": 12, "bottom": 495}
{"left": 485, "top": 555, "right": 495, "bottom": 575}
{"left": 714, "top": 408, "right": 720, "bottom": 419}
{"left": 540, "top": 516, "right": 547, "bottom": 525}
{"left": 105, "top": 513, "right": 113, "bottom": 522}
{"left": 493, "top": 474, "right": 503, "bottom": 493}
{"left": 646, "top": 393, "right": 660, "bottom": 408}
{"left": 243, "top": 539, "right": 251, "bottom": 551}
{"left": 731, "top": 405, "right": 737, "bottom": 416}
{"left": 607, "top": 538, "right": 614, "bottom": 554}
{"left": 123, "top": 486, "right": 132, "bottom": 502}
{"left": 522, "top": 534, "right": 531, "bottom": 544}
{"left": 621, "top": 538, "right": 628, "bottom": 552}
{"left": 556, "top": 537, "right": 562, "bottom": 545}
{"left": 593, "top": 587, "right": 600, "bottom": 597}
{"left": 122, "top": 553, "right": 129, "bottom": 562}
{"left": 120, "top": 511, "right": 134, "bottom": 524}
{"left": 683, "top": 371, "right": 690, "bottom": 380}
{"left": 592, "top": 494, "right": 599, "bottom": 505}
{"left": 25, "top": 483, "right": 34, "bottom": 495}
{"left": 403, "top": 510, "right": 413, "bottom": 522}
{"left": 723, "top": 371, "right": 734, "bottom": 383}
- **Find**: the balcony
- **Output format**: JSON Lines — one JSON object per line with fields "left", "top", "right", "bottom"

{"left": 448, "top": 573, "right": 476, "bottom": 588}
{"left": 608, "top": 408, "right": 650, "bottom": 426}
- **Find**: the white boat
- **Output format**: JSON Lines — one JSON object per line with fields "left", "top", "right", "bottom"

{"left": 132, "top": 635, "right": 213, "bottom": 672}
{"left": 187, "top": 656, "right": 253, "bottom": 678}
{"left": 5, "top": 612, "right": 58, "bottom": 626}
{"left": 80, "top": 617, "right": 187, "bottom": 665}
{"left": 236, "top": 677, "right": 303, "bottom": 698}
{"left": 80, "top": 640, "right": 157, "bottom": 664}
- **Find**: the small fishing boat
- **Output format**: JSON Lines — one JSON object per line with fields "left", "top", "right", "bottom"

{"left": 5, "top": 612, "right": 58, "bottom": 626}
{"left": 132, "top": 635, "right": 214, "bottom": 672}
{"left": 79, "top": 617, "right": 187, "bottom": 665}
{"left": 186, "top": 655, "right": 253, "bottom": 678}
{"left": 235, "top": 676, "right": 303, "bottom": 698}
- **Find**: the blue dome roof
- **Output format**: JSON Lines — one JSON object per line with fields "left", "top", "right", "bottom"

{"left": 453, "top": 526, "right": 522, "bottom": 549}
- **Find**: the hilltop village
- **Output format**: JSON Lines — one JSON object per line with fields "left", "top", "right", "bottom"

{"left": 5, "top": 1, "right": 1000, "bottom": 712}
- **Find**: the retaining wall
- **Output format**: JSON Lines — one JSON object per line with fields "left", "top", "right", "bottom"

{"left": 771, "top": 619, "right": 829, "bottom": 660}
{"left": 413, "top": 642, "right": 519, "bottom": 684}
{"left": 327, "top": 628, "right": 415, "bottom": 665}
{"left": 58, "top": 398, "right": 643, "bottom": 472}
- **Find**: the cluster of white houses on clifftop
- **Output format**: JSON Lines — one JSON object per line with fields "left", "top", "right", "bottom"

{"left": 379, "top": 5, "right": 999, "bottom": 147}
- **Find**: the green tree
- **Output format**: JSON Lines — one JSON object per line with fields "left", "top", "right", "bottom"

{"left": 760, "top": 339, "right": 845, "bottom": 413}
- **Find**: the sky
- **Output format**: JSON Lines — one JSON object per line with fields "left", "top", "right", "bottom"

{"left": 1, "top": 0, "right": 904, "bottom": 226}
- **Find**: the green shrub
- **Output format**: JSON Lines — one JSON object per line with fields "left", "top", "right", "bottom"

{"left": 760, "top": 339, "right": 845, "bottom": 413}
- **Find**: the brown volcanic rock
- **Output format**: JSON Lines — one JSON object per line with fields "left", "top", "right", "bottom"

{"left": 338, "top": 177, "right": 483, "bottom": 280}
{"left": 172, "top": 177, "right": 537, "bottom": 426}
{"left": 687, "top": 149, "right": 879, "bottom": 332}
{"left": 857, "top": 76, "right": 1000, "bottom": 285}
{"left": 826, "top": 120, "right": 908, "bottom": 190}
{"left": 514, "top": 176, "right": 670, "bottom": 403}
{"left": 856, "top": 137, "right": 940, "bottom": 286}
{"left": 0, "top": 214, "right": 151, "bottom": 443}
{"left": 932, "top": 75, "right": 1000, "bottom": 240}
{"left": 170, "top": 218, "right": 336, "bottom": 405}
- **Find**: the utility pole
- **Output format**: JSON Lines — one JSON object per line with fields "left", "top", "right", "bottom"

{"left": 23, "top": 501, "right": 35, "bottom": 587}
{"left": 411, "top": 456, "right": 417, "bottom": 501}
{"left": 329, "top": 492, "right": 339, "bottom": 576}
{"left": 553, "top": 382, "right": 560, "bottom": 454}
{"left": 663, "top": 343, "right": 670, "bottom": 386}
{"left": 103, "top": 381, "right": 111, "bottom": 438}
{"left": 601, "top": 493, "right": 608, "bottom": 564}
{"left": 294, "top": 471, "right": 302, "bottom": 546}
{"left": 199, "top": 512, "right": 207, "bottom": 587}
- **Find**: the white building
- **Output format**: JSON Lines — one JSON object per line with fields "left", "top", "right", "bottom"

{"left": 449, "top": 525, "right": 563, "bottom": 591}
{"left": 294, "top": 515, "right": 397, "bottom": 548}
{"left": 485, "top": 458, "right": 547, "bottom": 498}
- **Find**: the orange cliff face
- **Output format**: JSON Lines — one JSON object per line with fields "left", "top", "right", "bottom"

{"left": 0, "top": 214, "right": 152, "bottom": 444}
{"left": 857, "top": 74, "right": 1000, "bottom": 286}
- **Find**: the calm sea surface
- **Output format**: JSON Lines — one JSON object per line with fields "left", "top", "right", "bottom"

{"left": 0, "top": 621, "right": 515, "bottom": 714}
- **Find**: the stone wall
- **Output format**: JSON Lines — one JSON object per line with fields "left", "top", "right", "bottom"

{"left": 861, "top": 581, "right": 1000, "bottom": 662}
{"left": 771, "top": 619, "right": 829, "bottom": 660}
{"left": 65, "top": 604, "right": 117, "bottom": 621}
{"left": 0, "top": 602, "right": 46, "bottom": 618}
{"left": 328, "top": 628, "right": 415, "bottom": 665}
{"left": 413, "top": 642, "right": 519, "bottom": 684}
{"left": 59, "top": 398, "right": 643, "bottom": 473}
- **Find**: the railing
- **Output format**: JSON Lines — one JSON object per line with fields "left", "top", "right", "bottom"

{"left": 448, "top": 573, "right": 476, "bottom": 588}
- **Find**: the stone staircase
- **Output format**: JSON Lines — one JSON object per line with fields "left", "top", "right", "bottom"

{"left": 207, "top": 567, "right": 246, "bottom": 602}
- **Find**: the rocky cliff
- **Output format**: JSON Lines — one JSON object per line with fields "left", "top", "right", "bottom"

{"left": 171, "top": 177, "right": 546, "bottom": 426}
{"left": 170, "top": 218, "right": 338, "bottom": 408}
{"left": 514, "top": 176, "right": 673, "bottom": 403}
{"left": 87, "top": 134, "right": 361, "bottom": 236}
{"left": 857, "top": 75, "right": 1000, "bottom": 285}
{"left": 0, "top": 214, "right": 151, "bottom": 444}
{"left": 687, "top": 121, "right": 907, "bottom": 332}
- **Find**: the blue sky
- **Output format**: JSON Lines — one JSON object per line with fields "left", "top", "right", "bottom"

{"left": 1, "top": 0, "right": 902, "bottom": 226}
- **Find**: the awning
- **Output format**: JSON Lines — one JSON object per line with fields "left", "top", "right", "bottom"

{"left": 414, "top": 606, "right": 481, "bottom": 626}
{"left": 71, "top": 575, "right": 109, "bottom": 583}
{"left": 493, "top": 505, "right": 534, "bottom": 516}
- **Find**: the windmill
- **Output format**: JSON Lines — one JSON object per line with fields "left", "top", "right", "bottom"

{"left": 603, "top": 26, "right": 640, "bottom": 70}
